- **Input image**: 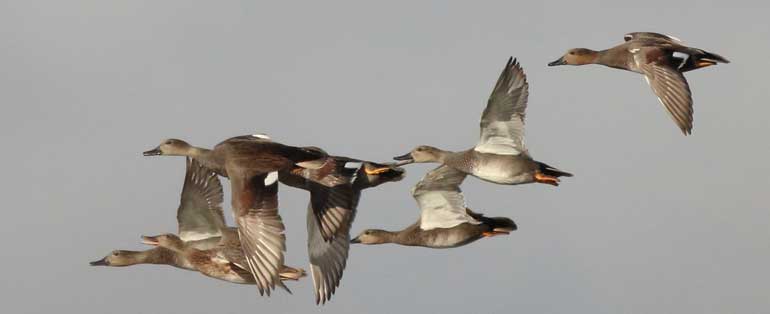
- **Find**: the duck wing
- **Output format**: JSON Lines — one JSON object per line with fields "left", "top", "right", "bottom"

{"left": 476, "top": 57, "right": 529, "bottom": 156}
{"left": 280, "top": 158, "right": 357, "bottom": 242}
{"left": 306, "top": 199, "right": 355, "bottom": 305}
{"left": 177, "top": 158, "right": 226, "bottom": 242}
{"left": 624, "top": 32, "right": 682, "bottom": 43}
{"left": 638, "top": 60, "right": 694, "bottom": 135}
{"left": 413, "top": 165, "right": 480, "bottom": 230}
{"left": 230, "top": 171, "right": 287, "bottom": 296}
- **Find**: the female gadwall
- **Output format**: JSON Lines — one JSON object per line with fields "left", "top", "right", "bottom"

{"left": 143, "top": 134, "right": 325, "bottom": 295}
{"left": 351, "top": 165, "right": 515, "bottom": 248}
{"left": 279, "top": 152, "right": 404, "bottom": 304}
{"left": 548, "top": 32, "right": 730, "bottom": 135}
{"left": 394, "top": 58, "right": 572, "bottom": 186}
{"left": 141, "top": 229, "right": 305, "bottom": 285}
{"left": 91, "top": 158, "right": 305, "bottom": 283}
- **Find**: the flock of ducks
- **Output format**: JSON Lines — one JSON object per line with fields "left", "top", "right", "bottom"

{"left": 90, "top": 32, "right": 728, "bottom": 304}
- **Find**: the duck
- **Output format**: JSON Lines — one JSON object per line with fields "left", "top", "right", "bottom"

{"left": 548, "top": 32, "right": 730, "bottom": 135}
{"left": 393, "top": 57, "right": 572, "bottom": 186}
{"left": 141, "top": 230, "right": 306, "bottom": 285}
{"left": 351, "top": 165, "right": 515, "bottom": 248}
{"left": 90, "top": 157, "right": 305, "bottom": 283}
{"left": 143, "top": 134, "right": 325, "bottom": 295}
{"left": 279, "top": 151, "right": 405, "bottom": 304}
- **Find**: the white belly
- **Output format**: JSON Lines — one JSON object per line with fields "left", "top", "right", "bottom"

{"left": 471, "top": 166, "right": 531, "bottom": 185}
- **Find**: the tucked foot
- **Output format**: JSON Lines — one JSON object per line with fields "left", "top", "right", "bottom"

{"left": 697, "top": 60, "right": 717, "bottom": 68}
{"left": 534, "top": 172, "right": 560, "bottom": 186}
{"left": 481, "top": 230, "right": 510, "bottom": 238}
{"left": 364, "top": 166, "right": 391, "bottom": 175}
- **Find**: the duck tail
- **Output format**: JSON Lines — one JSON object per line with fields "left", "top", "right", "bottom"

{"left": 536, "top": 162, "right": 573, "bottom": 178}
{"left": 466, "top": 209, "right": 517, "bottom": 232}
{"left": 680, "top": 49, "right": 730, "bottom": 72}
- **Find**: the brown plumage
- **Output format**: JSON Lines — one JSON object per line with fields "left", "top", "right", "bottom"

{"left": 144, "top": 135, "right": 325, "bottom": 296}
{"left": 280, "top": 153, "right": 405, "bottom": 304}
{"left": 549, "top": 32, "right": 730, "bottom": 135}
{"left": 352, "top": 165, "right": 516, "bottom": 249}
{"left": 91, "top": 157, "right": 306, "bottom": 286}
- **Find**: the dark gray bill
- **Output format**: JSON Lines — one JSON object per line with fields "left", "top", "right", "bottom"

{"left": 548, "top": 56, "right": 566, "bottom": 66}
{"left": 143, "top": 147, "right": 161, "bottom": 156}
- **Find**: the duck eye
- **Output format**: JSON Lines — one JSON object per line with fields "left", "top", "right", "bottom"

{"left": 112, "top": 251, "right": 120, "bottom": 256}
{"left": 569, "top": 51, "right": 575, "bottom": 55}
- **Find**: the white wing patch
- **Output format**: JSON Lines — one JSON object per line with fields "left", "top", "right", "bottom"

{"left": 474, "top": 121, "right": 524, "bottom": 155}
{"left": 418, "top": 192, "right": 479, "bottom": 230}
{"left": 264, "top": 171, "right": 279, "bottom": 186}
{"left": 343, "top": 162, "right": 362, "bottom": 170}
{"left": 412, "top": 166, "right": 480, "bottom": 231}
{"left": 251, "top": 133, "right": 271, "bottom": 139}
{"left": 179, "top": 230, "right": 221, "bottom": 242}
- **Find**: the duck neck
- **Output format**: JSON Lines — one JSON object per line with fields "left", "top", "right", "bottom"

{"left": 391, "top": 229, "right": 423, "bottom": 246}
{"left": 595, "top": 49, "right": 624, "bottom": 68}
{"left": 188, "top": 147, "right": 221, "bottom": 173}
{"left": 130, "top": 248, "right": 174, "bottom": 265}
{"left": 432, "top": 149, "right": 450, "bottom": 164}
{"left": 372, "top": 230, "right": 401, "bottom": 245}
{"left": 188, "top": 146, "right": 211, "bottom": 159}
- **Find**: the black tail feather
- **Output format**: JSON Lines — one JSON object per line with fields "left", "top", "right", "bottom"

{"left": 680, "top": 49, "right": 730, "bottom": 72}
{"left": 537, "top": 162, "right": 573, "bottom": 178}
{"left": 699, "top": 50, "right": 730, "bottom": 64}
{"left": 466, "top": 209, "right": 517, "bottom": 231}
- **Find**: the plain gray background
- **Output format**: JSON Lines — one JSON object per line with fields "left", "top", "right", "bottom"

{"left": 2, "top": 1, "right": 768, "bottom": 313}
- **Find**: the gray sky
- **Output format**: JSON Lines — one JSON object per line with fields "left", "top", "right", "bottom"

{"left": 2, "top": 1, "right": 769, "bottom": 313}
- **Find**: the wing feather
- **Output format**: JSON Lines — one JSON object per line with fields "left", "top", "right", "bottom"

{"left": 475, "top": 57, "right": 529, "bottom": 155}
{"left": 177, "top": 157, "right": 225, "bottom": 241}
{"left": 413, "top": 165, "right": 479, "bottom": 230}
{"left": 640, "top": 62, "right": 694, "bottom": 135}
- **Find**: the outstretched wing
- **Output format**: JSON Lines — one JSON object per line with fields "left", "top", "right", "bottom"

{"left": 177, "top": 157, "right": 225, "bottom": 241}
{"left": 412, "top": 165, "right": 479, "bottom": 230}
{"left": 231, "top": 172, "right": 287, "bottom": 296}
{"left": 280, "top": 158, "right": 356, "bottom": 242}
{"left": 307, "top": 199, "right": 356, "bottom": 305}
{"left": 639, "top": 61, "right": 694, "bottom": 135}
{"left": 475, "top": 57, "right": 529, "bottom": 156}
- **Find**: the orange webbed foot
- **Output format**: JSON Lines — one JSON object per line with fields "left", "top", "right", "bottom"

{"left": 534, "top": 172, "right": 560, "bottom": 186}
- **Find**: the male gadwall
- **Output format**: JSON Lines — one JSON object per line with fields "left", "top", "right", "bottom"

{"left": 279, "top": 152, "right": 405, "bottom": 304}
{"left": 548, "top": 32, "right": 730, "bottom": 135}
{"left": 352, "top": 165, "right": 515, "bottom": 248}
{"left": 144, "top": 134, "right": 325, "bottom": 295}
{"left": 91, "top": 158, "right": 305, "bottom": 283}
{"left": 394, "top": 57, "right": 572, "bottom": 186}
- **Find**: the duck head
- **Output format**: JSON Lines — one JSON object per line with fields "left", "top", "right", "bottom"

{"left": 548, "top": 48, "right": 599, "bottom": 66}
{"left": 351, "top": 229, "right": 392, "bottom": 245}
{"left": 393, "top": 145, "right": 445, "bottom": 166}
{"left": 357, "top": 162, "right": 405, "bottom": 188}
{"left": 141, "top": 234, "right": 185, "bottom": 251}
{"left": 143, "top": 139, "right": 194, "bottom": 156}
{"left": 89, "top": 250, "right": 144, "bottom": 267}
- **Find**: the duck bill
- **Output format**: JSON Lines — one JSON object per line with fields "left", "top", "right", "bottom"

{"left": 141, "top": 235, "right": 159, "bottom": 246}
{"left": 392, "top": 153, "right": 414, "bottom": 166}
{"left": 143, "top": 146, "right": 162, "bottom": 156}
{"left": 350, "top": 237, "right": 361, "bottom": 244}
{"left": 548, "top": 56, "right": 566, "bottom": 66}
{"left": 89, "top": 257, "right": 109, "bottom": 266}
